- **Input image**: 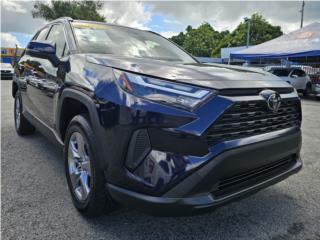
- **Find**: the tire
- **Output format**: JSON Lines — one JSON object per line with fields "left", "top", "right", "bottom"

{"left": 303, "top": 83, "right": 312, "bottom": 97}
{"left": 14, "top": 91, "right": 35, "bottom": 135}
{"left": 64, "top": 114, "right": 116, "bottom": 217}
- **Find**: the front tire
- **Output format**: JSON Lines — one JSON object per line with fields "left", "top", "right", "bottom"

{"left": 14, "top": 91, "right": 35, "bottom": 135}
{"left": 303, "top": 83, "right": 312, "bottom": 97}
{"left": 64, "top": 114, "right": 116, "bottom": 217}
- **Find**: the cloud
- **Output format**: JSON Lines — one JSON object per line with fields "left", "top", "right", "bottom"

{"left": 1, "top": 32, "right": 22, "bottom": 47}
{"left": 100, "top": 2, "right": 152, "bottom": 30}
{"left": 1, "top": 1, "right": 319, "bottom": 39}
{"left": 1, "top": 0, "right": 27, "bottom": 13}
{"left": 159, "top": 31, "right": 179, "bottom": 38}
{"left": 148, "top": 1, "right": 320, "bottom": 33}
{"left": 1, "top": 1, "right": 47, "bottom": 35}
{"left": 163, "top": 19, "right": 181, "bottom": 25}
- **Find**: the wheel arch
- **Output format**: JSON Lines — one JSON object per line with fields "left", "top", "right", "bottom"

{"left": 12, "top": 80, "right": 18, "bottom": 98}
{"left": 57, "top": 89, "right": 100, "bottom": 141}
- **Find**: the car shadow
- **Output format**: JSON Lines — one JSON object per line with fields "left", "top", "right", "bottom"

{"left": 81, "top": 187, "right": 306, "bottom": 239}
{"left": 7, "top": 131, "right": 308, "bottom": 240}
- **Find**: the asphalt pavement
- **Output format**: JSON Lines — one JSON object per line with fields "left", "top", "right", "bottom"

{"left": 1, "top": 80, "right": 320, "bottom": 240}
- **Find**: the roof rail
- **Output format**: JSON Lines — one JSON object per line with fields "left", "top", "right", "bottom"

{"left": 53, "top": 17, "right": 73, "bottom": 21}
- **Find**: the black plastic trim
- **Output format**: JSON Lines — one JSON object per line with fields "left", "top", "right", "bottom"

{"left": 107, "top": 157, "right": 301, "bottom": 216}
{"left": 106, "top": 129, "right": 302, "bottom": 216}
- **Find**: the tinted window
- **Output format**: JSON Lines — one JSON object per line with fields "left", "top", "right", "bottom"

{"left": 36, "top": 27, "right": 49, "bottom": 41}
{"left": 294, "top": 69, "right": 306, "bottom": 77}
{"left": 46, "top": 24, "right": 68, "bottom": 58}
{"left": 71, "top": 22, "right": 196, "bottom": 63}
{"left": 269, "top": 69, "right": 290, "bottom": 77}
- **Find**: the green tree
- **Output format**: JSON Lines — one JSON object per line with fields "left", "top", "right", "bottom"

{"left": 170, "top": 32, "right": 186, "bottom": 46}
{"left": 169, "top": 13, "right": 283, "bottom": 58}
{"left": 32, "top": 0, "right": 105, "bottom": 22}
{"left": 182, "top": 23, "right": 221, "bottom": 57}
{"left": 211, "top": 13, "right": 283, "bottom": 57}
{"left": 169, "top": 23, "right": 229, "bottom": 57}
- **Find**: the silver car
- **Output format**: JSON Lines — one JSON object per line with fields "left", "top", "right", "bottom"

{"left": 314, "top": 83, "right": 320, "bottom": 99}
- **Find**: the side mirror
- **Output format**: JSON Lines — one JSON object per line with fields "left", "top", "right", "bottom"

{"left": 291, "top": 74, "right": 299, "bottom": 78}
{"left": 26, "top": 40, "right": 60, "bottom": 67}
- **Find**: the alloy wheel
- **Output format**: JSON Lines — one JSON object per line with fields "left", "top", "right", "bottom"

{"left": 68, "top": 132, "right": 92, "bottom": 201}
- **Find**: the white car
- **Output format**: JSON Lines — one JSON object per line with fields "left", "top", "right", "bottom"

{"left": 0, "top": 62, "right": 14, "bottom": 80}
{"left": 268, "top": 67, "right": 312, "bottom": 96}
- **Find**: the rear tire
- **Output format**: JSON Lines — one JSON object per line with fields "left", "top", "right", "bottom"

{"left": 303, "top": 83, "right": 312, "bottom": 97}
{"left": 64, "top": 114, "right": 116, "bottom": 217}
{"left": 14, "top": 91, "right": 35, "bottom": 135}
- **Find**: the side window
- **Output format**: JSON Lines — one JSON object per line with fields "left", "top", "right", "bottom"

{"left": 292, "top": 69, "right": 306, "bottom": 77}
{"left": 291, "top": 69, "right": 299, "bottom": 77}
{"left": 36, "top": 27, "right": 49, "bottom": 41}
{"left": 298, "top": 70, "right": 306, "bottom": 77}
{"left": 46, "top": 24, "right": 68, "bottom": 58}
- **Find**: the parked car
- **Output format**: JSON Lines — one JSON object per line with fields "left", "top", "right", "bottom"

{"left": 313, "top": 81, "right": 320, "bottom": 99}
{"left": 12, "top": 18, "right": 302, "bottom": 217}
{"left": 267, "top": 67, "right": 312, "bottom": 96}
{"left": 1, "top": 62, "right": 14, "bottom": 80}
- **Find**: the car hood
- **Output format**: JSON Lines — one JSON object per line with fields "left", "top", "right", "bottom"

{"left": 85, "top": 54, "right": 289, "bottom": 89}
{"left": 0, "top": 63, "right": 13, "bottom": 71}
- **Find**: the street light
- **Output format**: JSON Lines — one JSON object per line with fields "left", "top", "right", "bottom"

{"left": 300, "top": 0, "right": 305, "bottom": 28}
{"left": 244, "top": 17, "right": 251, "bottom": 48}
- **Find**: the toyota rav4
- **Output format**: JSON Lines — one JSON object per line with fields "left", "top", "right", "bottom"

{"left": 12, "top": 18, "right": 302, "bottom": 217}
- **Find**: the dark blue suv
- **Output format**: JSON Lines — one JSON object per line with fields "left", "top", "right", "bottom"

{"left": 12, "top": 18, "right": 302, "bottom": 217}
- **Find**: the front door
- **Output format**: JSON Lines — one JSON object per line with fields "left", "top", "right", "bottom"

{"left": 26, "top": 24, "right": 69, "bottom": 128}
{"left": 289, "top": 69, "right": 306, "bottom": 90}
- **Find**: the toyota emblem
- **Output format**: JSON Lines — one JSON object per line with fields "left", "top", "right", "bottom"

{"left": 259, "top": 90, "right": 282, "bottom": 113}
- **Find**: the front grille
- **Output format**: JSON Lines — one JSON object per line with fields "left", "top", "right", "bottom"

{"left": 1, "top": 71, "right": 13, "bottom": 79}
{"left": 206, "top": 98, "right": 301, "bottom": 146}
{"left": 212, "top": 155, "right": 296, "bottom": 197}
{"left": 218, "top": 88, "right": 294, "bottom": 96}
{"left": 1, "top": 75, "right": 13, "bottom": 79}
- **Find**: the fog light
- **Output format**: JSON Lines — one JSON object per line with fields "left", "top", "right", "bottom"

{"left": 134, "top": 150, "right": 190, "bottom": 188}
{"left": 125, "top": 129, "right": 151, "bottom": 170}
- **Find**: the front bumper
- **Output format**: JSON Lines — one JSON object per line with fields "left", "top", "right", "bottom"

{"left": 107, "top": 128, "right": 302, "bottom": 216}
{"left": 314, "top": 85, "right": 320, "bottom": 97}
{"left": 94, "top": 81, "right": 302, "bottom": 215}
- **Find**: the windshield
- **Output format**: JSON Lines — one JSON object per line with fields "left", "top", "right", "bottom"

{"left": 72, "top": 22, "right": 196, "bottom": 63}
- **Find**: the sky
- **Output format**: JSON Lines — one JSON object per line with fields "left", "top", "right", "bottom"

{"left": 1, "top": 0, "right": 320, "bottom": 48}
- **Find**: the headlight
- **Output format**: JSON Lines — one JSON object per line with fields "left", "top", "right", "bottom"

{"left": 113, "top": 70, "right": 215, "bottom": 110}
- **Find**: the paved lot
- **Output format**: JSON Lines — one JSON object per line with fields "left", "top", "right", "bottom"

{"left": 1, "top": 80, "right": 320, "bottom": 240}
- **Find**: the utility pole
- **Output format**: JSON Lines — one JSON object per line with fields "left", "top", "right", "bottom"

{"left": 300, "top": 0, "right": 305, "bottom": 28}
{"left": 244, "top": 17, "right": 251, "bottom": 48}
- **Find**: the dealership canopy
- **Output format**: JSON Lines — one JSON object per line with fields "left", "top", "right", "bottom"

{"left": 230, "top": 22, "right": 320, "bottom": 59}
